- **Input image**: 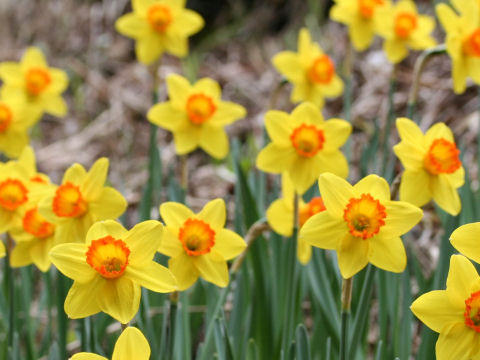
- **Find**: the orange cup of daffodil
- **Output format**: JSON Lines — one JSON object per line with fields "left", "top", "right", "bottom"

{"left": 159, "top": 198, "right": 246, "bottom": 291}
{"left": 50, "top": 220, "right": 177, "bottom": 324}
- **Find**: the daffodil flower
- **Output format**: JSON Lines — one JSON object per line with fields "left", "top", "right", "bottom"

{"left": 393, "top": 117, "right": 464, "bottom": 215}
{"left": 451, "top": 222, "right": 480, "bottom": 265}
{"left": 115, "top": 0, "right": 204, "bottom": 64}
{"left": 256, "top": 102, "right": 351, "bottom": 195}
{"left": 411, "top": 255, "right": 480, "bottom": 360}
{"left": 272, "top": 28, "right": 343, "bottom": 108}
{"left": 148, "top": 74, "right": 246, "bottom": 159}
{"left": 159, "top": 198, "right": 246, "bottom": 291}
{"left": 299, "top": 173, "right": 422, "bottom": 278}
{"left": 50, "top": 220, "right": 177, "bottom": 324}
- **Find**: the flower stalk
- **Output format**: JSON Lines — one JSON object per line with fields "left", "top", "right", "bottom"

{"left": 340, "top": 276, "right": 353, "bottom": 360}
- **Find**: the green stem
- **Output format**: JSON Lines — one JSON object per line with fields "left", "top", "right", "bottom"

{"left": 166, "top": 292, "right": 178, "bottom": 360}
{"left": 343, "top": 42, "right": 354, "bottom": 168}
{"left": 6, "top": 235, "right": 15, "bottom": 354}
{"left": 339, "top": 277, "right": 353, "bottom": 360}
{"left": 477, "top": 86, "right": 480, "bottom": 180}
{"left": 56, "top": 270, "right": 67, "bottom": 359}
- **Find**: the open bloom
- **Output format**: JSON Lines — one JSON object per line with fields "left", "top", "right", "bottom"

{"left": 71, "top": 327, "right": 150, "bottom": 360}
{"left": 330, "top": 0, "right": 390, "bottom": 51}
{"left": 50, "top": 220, "right": 177, "bottom": 323}
{"left": 272, "top": 28, "right": 343, "bottom": 108}
{"left": 375, "top": 0, "right": 436, "bottom": 64}
{"left": 159, "top": 198, "right": 246, "bottom": 290}
{"left": 393, "top": 117, "right": 464, "bottom": 215}
{"left": 266, "top": 174, "right": 326, "bottom": 264}
{"left": 148, "top": 74, "right": 246, "bottom": 159}
{"left": 411, "top": 255, "right": 480, "bottom": 360}
{"left": 436, "top": 0, "right": 480, "bottom": 93}
{"left": 115, "top": 0, "right": 204, "bottom": 65}
{"left": 38, "top": 158, "right": 127, "bottom": 244}
{"left": 256, "top": 102, "right": 351, "bottom": 195}
{"left": 299, "top": 173, "right": 422, "bottom": 278}
{"left": 0, "top": 47, "right": 68, "bottom": 119}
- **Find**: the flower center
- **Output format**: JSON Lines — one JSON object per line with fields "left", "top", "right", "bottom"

{"left": 0, "top": 178, "right": 28, "bottom": 211}
{"left": 358, "top": 0, "right": 384, "bottom": 19}
{"left": 344, "top": 193, "right": 386, "bottom": 239}
{"left": 86, "top": 236, "right": 130, "bottom": 279}
{"left": 290, "top": 124, "right": 325, "bottom": 158}
{"left": 23, "top": 207, "right": 55, "bottom": 238}
{"left": 299, "top": 197, "right": 326, "bottom": 227}
{"left": 25, "top": 68, "right": 51, "bottom": 96}
{"left": 465, "top": 291, "right": 480, "bottom": 332}
{"left": 179, "top": 218, "right": 215, "bottom": 256}
{"left": 463, "top": 29, "right": 480, "bottom": 57}
{"left": 185, "top": 94, "right": 216, "bottom": 125}
{"left": 147, "top": 4, "right": 172, "bottom": 33}
{"left": 308, "top": 55, "right": 335, "bottom": 84}
{"left": 423, "top": 138, "right": 461, "bottom": 175}
{"left": 394, "top": 12, "right": 417, "bottom": 38}
{"left": 52, "top": 182, "right": 87, "bottom": 218}
{"left": 0, "top": 104, "right": 13, "bottom": 133}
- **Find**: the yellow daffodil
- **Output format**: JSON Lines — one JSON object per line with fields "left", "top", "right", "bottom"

{"left": 256, "top": 102, "right": 351, "bottom": 195}
{"left": 411, "top": 255, "right": 480, "bottom": 360}
{"left": 375, "top": 0, "right": 436, "bottom": 64}
{"left": 148, "top": 74, "right": 246, "bottom": 159}
{"left": 266, "top": 174, "right": 326, "bottom": 264}
{"left": 272, "top": 28, "right": 343, "bottom": 108}
{"left": 393, "top": 117, "right": 464, "bottom": 215}
{"left": 71, "top": 327, "right": 150, "bottom": 360}
{"left": 115, "top": 0, "right": 204, "bottom": 65}
{"left": 0, "top": 47, "right": 68, "bottom": 119}
{"left": 451, "top": 222, "right": 480, "bottom": 264}
{"left": 330, "top": 0, "right": 390, "bottom": 51}
{"left": 299, "top": 173, "right": 422, "bottom": 278}
{"left": 50, "top": 220, "right": 177, "bottom": 323}
{"left": 159, "top": 198, "right": 246, "bottom": 290}
{"left": 436, "top": 0, "right": 480, "bottom": 93}
{"left": 38, "top": 158, "right": 127, "bottom": 244}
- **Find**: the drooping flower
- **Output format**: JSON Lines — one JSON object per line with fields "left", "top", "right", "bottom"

{"left": 71, "top": 327, "right": 150, "bottom": 360}
{"left": 256, "top": 102, "right": 351, "bottom": 195}
{"left": 330, "top": 0, "right": 390, "bottom": 51}
{"left": 436, "top": 0, "right": 480, "bottom": 93}
{"left": 115, "top": 0, "right": 204, "bottom": 65}
{"left": 375, "top": 0, "right": 436, "bottom": 64}
{"left": 393, "top": 117, "right": 464, "bottom": 215}
{"left": 50, "top": 220, "right": 177, "bottom": 323}
{"left": 158, "top": 198, "right": 246, "bottom": 290}
{"left": 0, "top": 47, "right": 68, "bottom": 120}
{"left": 299, "top": 173, "right": 422, "bottom": 278}
{"left": 272, "top": 28, "right": 343, "bottom": 108}
{"left": 38, "top": 158, "right": 127, "bottom": 244}
{"left": 266, "top": 174, "right": 326, "bottom": 264}
{"left": 411, "top": 255, "right": 480, "bottom": 360}
{"left": 148, "top": 74, "right": 246, "bottom": 159}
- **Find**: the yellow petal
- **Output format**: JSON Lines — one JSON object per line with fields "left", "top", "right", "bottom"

{"left": 446, "top": 254, "right": 480, "bottom": 306}
{"left": 169, "top": 253, "right": 199, "bottom": 290}
{"left": 115, "top": 13, "right": 150, "bottom": 38}
{"left": 291, "top": 102, "right": 324, "bottom": 127}
{"left": 22, "top": 47, "right": 48, "bottom": 69}
{"left": 209, "top": 102, "right": 246, "bottom": 127}
{"left": 132, "top": 0, "right": 154, "bottom": 14}
{"left": 410, "top": 290, "right": 462, "bottom": 333}
{"left": 447, "top": 166, "right": 465, "bottom": 189}
{"left": 49, "top": 243, "right": 96, "bottom": 283}
{"left": 431, "top": 174, "right": 461, "bottom": 215}
{"left": 451, "top": 223, "right": 480, "bottom": 265}
{"left": 71, "top": 353, "right": 107, "bottom": 360}
{"left": 169, "top": 10, "right": 204, "bottom": 37}
{"left": 436, "top": 4, "right": 460, "bottom": 34}
{"left": 85, "top": 220, "right": 128, "bottom": 245}
{"left": 264, "top": 110, "right": 294, "bottom": 147}
{"left": 88, "top": 187, "right": 128, "bottom": 220}
{"left": 64, "top": 278, "right": 104, "bottom": 319}
{"left": 135, "top": 34, "right": 163, "bottom": 65}
{"left": 337, "top": 234, "right": 369, "bottom": 278}
{"left": 125, "top": 261, "right": 177, "bottom": 292}
{"left": 81, "top": 158, "right": 109, "bottom": 201}
{"left": 197, "top": 198, "right": 226, "bottom": 230}
{"left": 322, "top": 118, "right": 351, "bottom": 151}
{"left": 48, "top": 68, "right": 69, "bottom": 93}
{"left": 289, "top": 157, "right": 323, "bottom": 195}
{"left": 451, "top": 0, "right": 479, "bottom": 24}
{"left": 10, "top": 242, "right": 32, "bottom": 267}
{"left": 436, "top": 323, "right": 478, "bottom": 360}
{"left": 353, "top": 174, "right": 390, "bottom": 201}
{"left": 194, "top": 254, "right": 229, "bottom": 287}
{"left": 319, "top": 75, "right": 344, "bottom": 97}
{"left": 297, "top": 238, "right": 312, "bottom": 265}
{"left": 160, "top": 202, "right": 194, "bottom": 227}
{"left": 63, "top": 163, "right": 87, "bottom": 185}
{"left": 193, "top": 77, "right": 221, "bottom": 100}
{"left": 166, "top": 73, "right": 191, "bottom": 109}
{"left": 350, "top": 18, "right": 375, "bottom": 51}
{"left": 425, "top": 122, "right": 454, "bottom": 144}
{"left": 42, "top": 95, "right": 68, "bottom": 117}
{"left": 300, "top": 211, "right": 346, "bottom": 250}
{"left": 124, "top": 220, "right": 163, "bottom": 265}
{"left": 330, "top": 3, "right": 355, "bottom": 24}
{"left": 380, "top": 200, "right": 423, "bottom": 237}
{"left": 368, "top": 236, "right": 406, "bottom": 273}
{"left": 30, "top": 236, "right": 54, "bottom": 272}
{"left": 98, "top": 277, "right": 141, "bottom": 324}
{"left": 0, "top": 241, "right": 4, "bottom": 258}
{"left": 318, "top": 173, "right": 354, "bottom": 219}
{"left": 158, "top": 227, "right": 183, "bottom": 258}
{"left": 163, "top": 34, "right": 188, "bottom": 58}
{"left": 396, "top": 117, "right": 424, "bottom": 144}
{"left": 256, "top": 144, "right": 296, "bottom": 174}
{"left": 272, "top": 52, "right": 304, "bottom": 83}
{"left": 0, "top": 62, "right": 23, "bottom": 86}
{"left": 147, "top": 103, "right": 185, "bottom": 131}
{"left": 199, "top": 126, "right": 229, "bottom": 159}
{"left": 384, "top": 38, "right": 409, "bottom": 64}
{"left": 399, "top": 169, "right": 432, "bottom": 207}
{"left": 213, "top": 229, "right": 246, "bottom": 260}
{"left": 266, "top": 199, "right": 294, "bottom": 237}
{"left": 467, "top": 57, "right": 480, "bottom": 83}
{"left": 315, "top": 150, "right": 349, "bottom": 179}
{"left": 112, "top": 327, "right": 151, "bottom": 360}
{"left": 17, "top": 146, "right": 36, "bottom": 176}
{"left": 173, "top": 126, "right": 200, "bottom": 155}
{"left": 452, "top": 58, "right": 468, "bottom": 94}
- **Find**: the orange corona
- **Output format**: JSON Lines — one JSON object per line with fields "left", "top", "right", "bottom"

{"left": 0, "top": 104, "right": 13, "bottom": 133}
{"left": 290, "top": 124, "right": 325, "bottom": 158}
{"left": 179, "top": 218, "right": 216, "bottom": 256}
{"left": 463, "top": 29, "right": 480, "bottom": 57}
{"left": 0, "top": 178, "right": 28, "bottom": 211}
{"left": 86, "top": 236, "right": 130, "bottom": 279}
{"left": 147, "top": 4, "right": 172, "bottom": 33}
{"left": 25, "top": 68, "right": 51, "bottom": 96}
{"left": 423, "top": 138, "right": 461, "bottom": 175}
{"left": 394, "top": 12, "right": 417, "bottom": 39}
{"left": 299, "top": 197, "right": 326, "bottom": 227}
{"left": 465, "top": 291, "right": 480, "bottom": 333}
{"left": 344, "top": 193, "right": 387, "bottom": 239}
{"left": 308, "top": 55, "right": 335, "bottom": 84}
{"left": 23, "top": 207, "right": 55, "bottom": 238}
{"left": 52, "top": 182, "right": 87, "bottom": 218}
{"left": 185, "top": 94, "right": 217, "bottom": 125}
{"left": 358, "top": 0, "right": 384, "bottom": 19}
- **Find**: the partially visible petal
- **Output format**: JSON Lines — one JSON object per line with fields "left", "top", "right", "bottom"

{"left": 266, "top": 199, "right": 294, "bottom": 237}
{"left": 63, "top": 163, "right": 87, "bottom": 185}
{"left": 272, "top": 52, "right": 304, "bottom": 83}
{"left": 197, "top": 198, "right": 226, "bottom": 230}
{"left": 256, "top": 144, "right": 295, "bottom": 174}
{"left": 446, "top": 254, "right": 480, "bottom": 307}
{"left": 125, "top": 261, "right": 177, "bottom": 293}
{"left": 289, "top": 157, "right": 323, "bottom": 195}
{"left": 264, "top": 110, "right": 294, "bottom": 147}
{"left": 49, "top": 243, "right": 96, "bottom": 283}
{"left": 22, "top": 47, "right": 48, "bottom": 68}
{"left": 194, "top": 78, "right": 221, "bottom": 100}
{"left": 384, "top": 38, "right": 408, "bottom": 64}
{"left": 98, "top": 277, "right": 141, "bottom": 324}
{"left": 71, "top": 353, "right": 107, "bottom": 360}
{"left": 169, "top": 10, "right": 204, "bottom": 37}
{"left": 199, "top": 126, "right": 229, "bottom": 159}
{"left": 315, "top": 151, "right": 349, "bottom": 179}
{"left": 337, "top": 234, "right": 369, "bottom": 278}
{"left": 88, "top": 187, "right": 128, "bottom": 221}
{"left": 147, "top": 103, "right": 186, "bottom": 131}
{"left": 300, "top": 211, "right": 346, "bottom": 250}
{"left": 213, "top": 228, "right": 246, "bottom": 260}
{"left": 115, "top": 13, "right": 150, "bottom": 38}
{"left": 158, "top": 227, "right": 183, "bottom": 258}
{"left": 160, "top": 202, "right": 194, "bottom": 227}
{"left": 322, "top": 118, "right": 351, "bottom": 151}
{"left": 64, "top": 277, "right": 104, "bottom": 319}
{"left": 318, "top": 173, "right": 354, "bottom": 219}
{"left": 85, "top": 220, "right": 128, "bottom": 246}
{"left": 425, "top": 122, "right": 455, "bottom": 144}
{"left": 81, "top": 158, "right": 109, "bottom": 201}
{"left": 380, "top": 200, "right": 423, "bottom": 238}
{"left": 135, "top": 34, "right": 163, "bottom": 65}
{"left": 193, "top": 255, "right": 229, "bottom": 287}
{"left": 451, "top": 223, "right": 480, "bottom": 265}
{"left": 436, "top": 322, "right": 478, "bottom": 360}
{"left": 169, "top": 253, "right": 199, "bottom": 291}
{"left": 368, "top": 236, "right": 406, "bottom": 273}
{"left": 124, "top": 220, "right": 163, "bottom": 265}
{"left": 173, "top": 126, "right": 200, "bottom": 155}
{"left": 399, "top": 169, "right": 432, "bottom": 207}
{"left": 112, "top": 327, "right": 151, "bottom": 360}
{"left": 431, "top": 174, "right": 461, "bottom": 215}
{"left": 297, "top": 238, "right": 312, "bottom": 265}
{"left": 209, "top": 102, "right": 246, "bottom": 127}
{"left": 353, "top": 174, "right": 390, "bottom": 201}
{"left": 42, "top": 95, "right": 68, "bottom": 117}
